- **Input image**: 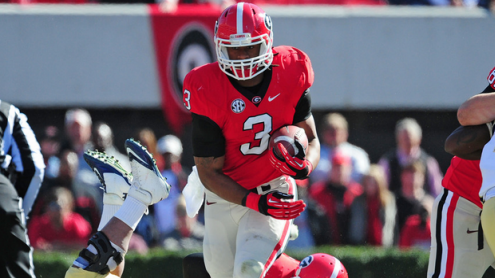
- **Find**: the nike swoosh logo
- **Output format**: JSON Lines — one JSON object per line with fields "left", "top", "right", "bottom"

{"left": 206, "top": 201, "right": 216, "bottom": 205}
{"left": 467, "top": 228, "right": 478, "bottom": 234}
{"left": 268, "top": 93, "right": 280, "bottom": 102}
{"left": 294, "top": 161, "right": 304, "bottom": 168}
{"left": 126, "top": 148, "right": 150, "bottom": 169}
{"left": 268, "top": 198, "right": 278, "bottom": 203}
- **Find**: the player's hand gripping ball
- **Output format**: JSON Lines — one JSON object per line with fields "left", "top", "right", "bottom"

{"left": 269, "top": 125, "right": 308, "bottom": 157}
{"left": 269, "top": 125, "right": 312, "bottom": 179}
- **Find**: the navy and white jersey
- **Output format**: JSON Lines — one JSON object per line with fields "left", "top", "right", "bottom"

{"left": 0, "top": 100, "right": 44, "bottom": 218}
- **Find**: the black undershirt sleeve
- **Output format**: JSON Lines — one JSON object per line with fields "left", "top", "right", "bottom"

{"left": 191, "top": 113, "right": 226, "bottom": 158}
{"left": 292, "top": 89, "right": 312, "bottom": 124}
{"left": 482, "top": 85, "right": 495, "bottom": 94}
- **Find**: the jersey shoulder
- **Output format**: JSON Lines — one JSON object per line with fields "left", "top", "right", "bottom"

{"left": 272, "top": 46, "right": 314, "bottom": 89}
{"left": 183, "top": 62, "right": 228, "bottom": 119}
{"left": 184, "top": 62, "right": 220, "bottom": 86}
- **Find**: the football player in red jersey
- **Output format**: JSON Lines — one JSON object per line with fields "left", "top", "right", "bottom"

{"left": 182, "top": 2, "right": 320, "bottom": 278}
{"left": 426, "top": 68, "right": 495, "bottom": 278}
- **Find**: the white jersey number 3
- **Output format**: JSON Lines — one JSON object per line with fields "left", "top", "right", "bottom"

{"left": 240, "top": 114, "right": 272, "bottom": 155}
{"left": 183, "top": 89, "right": 191, "bottom": 110}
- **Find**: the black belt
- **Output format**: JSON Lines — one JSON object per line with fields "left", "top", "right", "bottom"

{"left": 478, "top": 211, "right": 484, "bottom": 251}
{"left": 250, "top": 184, "right": 271, "bottom": 194}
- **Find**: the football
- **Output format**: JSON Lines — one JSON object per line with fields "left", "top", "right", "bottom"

{"left": 269, "top": 125, "right": 308, "bottom": 158}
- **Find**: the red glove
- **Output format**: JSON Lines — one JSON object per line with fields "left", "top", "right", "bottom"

{"left": 488, "top": 66, "right": 495, "bottom": 90}
{"left": 269, "top": 142, "right": 313, "bottom": 180}
{"left": 242, "top": 191, "right": 306, "bottom": 220}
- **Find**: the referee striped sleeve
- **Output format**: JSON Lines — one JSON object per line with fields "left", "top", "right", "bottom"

{"left": 0, "top": 100, "right": 44, "bottom": 218}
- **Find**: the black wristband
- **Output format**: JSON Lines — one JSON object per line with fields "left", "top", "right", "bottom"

{"left": 241, "top": 193, "right": 249, "bottom": 207}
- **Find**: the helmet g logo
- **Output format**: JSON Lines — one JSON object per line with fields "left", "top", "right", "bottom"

{"left": 295, "top": 253, "right": 349, "bottom": 278}
{"left": 299, "top": 255, "right": 313, "bottom": 268}
{"left": 264, "top": 14, "right": 272, "bottom": 31}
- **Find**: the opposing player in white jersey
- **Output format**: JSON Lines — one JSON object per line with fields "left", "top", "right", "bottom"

{"left": 64, "top": 139, "right": 170, "bottom": 278}
{"left": 429, "top": 66, "right": 495, "bottom": 278}
{"left": 458, "top": 67, "right": 495, "bottom": 266}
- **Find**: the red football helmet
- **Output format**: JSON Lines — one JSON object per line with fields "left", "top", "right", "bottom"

{"left": 214, "top": 2, "right": 274, "bottom": 80}
{"left": 292, "top": 253, "right": 349, "bottom": 278}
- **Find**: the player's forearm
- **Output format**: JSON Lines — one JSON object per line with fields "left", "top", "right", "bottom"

{"left": 295, "top": 114, "right": 320, "bottom": 170}
{"left": 194, "top": 156, "right": 249, "bottom": 205}
{"left": 458, "top": 93, "right": 495, "bottom": 126}
{"left": 306, "top": 138, "right": 320, "bottom": 171}
{"left": 444, "top": 125, "right": 490, "bottom": 159}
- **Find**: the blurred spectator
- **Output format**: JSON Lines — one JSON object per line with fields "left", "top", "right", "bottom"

{"left": 39, "top": 125, "right": 61, "bottom": 180}
{"left": 127, "top": 233, "right": 150, "bottom": 255}
{"left": 135, "top": 128, "right": 165, "bottom": 172}
{"left": 28, "top": 187, "right": 92, "bottom": 251}
{"left": 157, "top": 134, "right": 188, "bottom": 189}
{"left": 287, "top": 185, "right": 316, "bottom": 249}
{"left": 60, "top": 109, "right": 103, "bottom": 214}
{"left": 161, "top": 195, "right": 204, "bottom": 251}
{"left": 348, "top": 164, "right": 397, "bottom": 247}
{"left": 378, "top": 118, "right": 443, "bottom": 197}
{"left": 92, "top": 122, "right": 130, "bottom": 171}
{"left": 399, "top": 205, "right": 431, "bottom": 250}
{"left": 154, "top": 134, "right": 190, "bottom": 240}
{"left": 34, "top": 150, "right": 100, "bottom": 232}
{"left": 396, "top": 161, "right": 434, "bottom": 233}
{"left": 42, "top": 149, "right": 79, "bottom": 192}
{"left": 61, "top": 108, "right": 93, "bottom": 160}
{"left": 312, "top": 113, "right": 370, "bottom": 184}
{"left": 305, "top": 195, "right": 332, "bottom": 246}
{"left": 308, "top": 152, "right": 363, "bottom": 245}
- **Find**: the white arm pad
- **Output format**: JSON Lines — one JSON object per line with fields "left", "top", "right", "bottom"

{"left": 182, "top": 166, "right": 205, "bottom": 218}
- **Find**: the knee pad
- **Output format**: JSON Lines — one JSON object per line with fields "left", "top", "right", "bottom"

{"left": 79, "top": 231, "right": 123, "bottom": 275}
{"left": 235, "top": 259, "right": 263, "bottom": 278}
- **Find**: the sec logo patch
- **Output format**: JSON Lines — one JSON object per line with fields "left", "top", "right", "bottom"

{"left": 231, "top": 99, "right": 246, "bottom": 113}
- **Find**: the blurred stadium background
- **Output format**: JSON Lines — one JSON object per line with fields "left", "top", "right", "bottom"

{"left": 2, "top": 4, "right": 494, "bottom": 172}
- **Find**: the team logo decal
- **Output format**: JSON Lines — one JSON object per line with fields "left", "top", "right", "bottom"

{"left": 299, "top": 255, "right": 314, "bottom": 268}
{"left": 170, "top": 24, "right": 214, "bottom": 111}
{"left": 264, "top": 14, "right": 272, "bottom": 31}
{"left": 231, "top": 99, "right": 246, "bottom": 113}
{"left": 252, "top": 96, "right": 261, "bottom": 104}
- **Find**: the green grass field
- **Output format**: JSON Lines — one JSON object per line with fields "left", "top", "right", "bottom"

{"left": 32, "top": 247, "right": 495, "bottom": 278}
